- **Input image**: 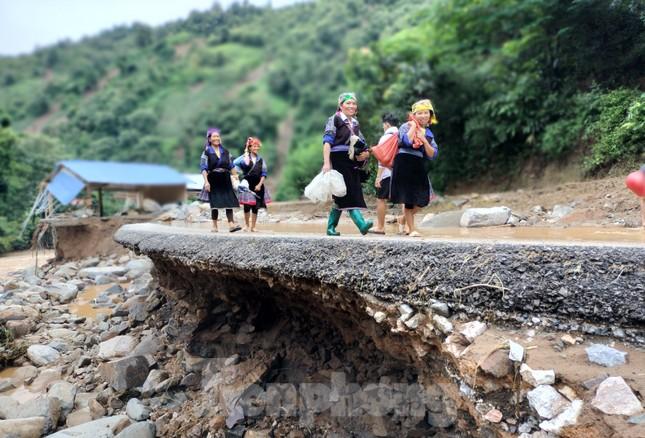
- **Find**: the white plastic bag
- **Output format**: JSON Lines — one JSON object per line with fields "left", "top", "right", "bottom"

{"left": 304, "top": 170, "right": 347, "bottom": 202}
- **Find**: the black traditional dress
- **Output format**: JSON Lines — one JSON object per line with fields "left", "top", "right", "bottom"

{"left": 323, "top": 112, "right": 368, "bottom": 210}
{"left": 200, "top": 145, "right": 240, "bottom": 209}
{"left": 389, "top": 122, "right": 439, "bottom": 208}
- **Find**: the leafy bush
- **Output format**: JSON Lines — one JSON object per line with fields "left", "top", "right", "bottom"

{"left": 584, "top": 89, "right": 645, "bottom": 172}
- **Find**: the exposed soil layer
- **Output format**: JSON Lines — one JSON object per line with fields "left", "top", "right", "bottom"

{"left": 113, "top": 223, "right": 644, "bottom": 436}
{"left": 115, "top": 224, "right": 645, "bottom": 344}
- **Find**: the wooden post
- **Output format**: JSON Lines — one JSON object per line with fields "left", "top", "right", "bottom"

{"left": 85, "top": 185, "right": 92, "bottom": 212}
{"left": 98, "top": 188, "right": 104, "bottom": 217}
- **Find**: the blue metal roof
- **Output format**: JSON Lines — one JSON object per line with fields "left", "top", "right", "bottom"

{"left": 57, "top": 160, "right": 188, "bottom": 186}
{"left": 46, "top": 160, "right": 189, "bottom": 205}
{"left": 47, "top": 169, "right": 86, "bottom": 205}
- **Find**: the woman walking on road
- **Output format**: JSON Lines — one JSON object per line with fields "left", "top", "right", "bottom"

{"left": 389, "top": 99, "right": 440, "bottom": 237}
{"left": 322, "top": 92, "right": 373, "bottom": 236}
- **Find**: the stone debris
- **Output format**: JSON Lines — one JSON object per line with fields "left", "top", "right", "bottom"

{"left": 460, "top": 321, "right": 487, "bottom": 342}
{"left": 1, "top": 244, "right": 641, "bottom": 438}
{"left": 527, "top": 385, "right": 571, "bottom": 419}
{"left": 432, "top": 315, "right": 454, "bottom": 335}
{"left": 373, "top": 311, "right": 386, "bottom": 323}
{"left": 520, "top": 364, "right": 556, "bottom": 387}
{"left": 125, "top": 398, "right": 149, "bottom": 421}
{"left": 398, "top": 304, "right": 414, "bottom": 321}
{"left": 479, "top": 349, "right": 513, "bottom": 378}
{"left": 403, "top": 313, "right": 423, "bottom": 329}
{"left": 585, "top": 343, "right": 628, "bottom": 367}
{"left": 591, "top": 376, "right": 643, "bottom": 416}
{"left": 508, "top": 340, "right": 524, "bottom": 362}
{"left": 484, "top": 408, "right": 503, "bottom": 423}
{"left": 539, "top": 399, "right": 583, "bottom": 434}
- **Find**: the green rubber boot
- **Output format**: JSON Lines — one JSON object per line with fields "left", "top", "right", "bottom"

{"left": 326, "top": 208, "right": 342, "bottom": 236}
{"left": 348, "top": 209, "right": 373, "bottom": 235}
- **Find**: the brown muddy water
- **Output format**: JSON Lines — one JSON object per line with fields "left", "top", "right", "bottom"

{"left": 68, "top": 283, "right": 114, "bottom": 319}
{"left": 0, "top": 249, "right": 55, "bottom": 279}
{"left": 169, "top": 220, "right": 645, "bottom": 246}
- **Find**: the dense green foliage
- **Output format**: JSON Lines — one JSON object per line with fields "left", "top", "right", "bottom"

{"left": 0, "top": 0, "right": 643, "bottom": 252}
{"left": 347, "top": 0, "right": 644, "bottom": 191}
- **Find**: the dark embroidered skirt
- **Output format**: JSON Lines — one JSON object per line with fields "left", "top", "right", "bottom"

{"left": 207, "top": 171, "right": 239, "bottom": 209}
{"left": 376, "top": 176, "right": 391, "bottom": 200}
{"left": 239, "top": 174, "right": 268, "bottom": 209}
{"left": 330, "top": 151, "right": 367, "bottom": 210}
{"left": 389, "top": 153, "right": 431, "bottom": 208}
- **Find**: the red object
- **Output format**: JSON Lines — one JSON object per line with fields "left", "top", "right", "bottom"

{"left": 626, "top": 170, "right": 645, "bottom": 197}
{"left": 370, "top": 134, "right": 399, "bottom": 168}
{"left": 407, "top": 115, "right": 425, "bottom": 149}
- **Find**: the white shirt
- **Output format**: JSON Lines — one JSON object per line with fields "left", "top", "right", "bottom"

{"left": 376, "top": 126, "right": 398, "bottom": 180}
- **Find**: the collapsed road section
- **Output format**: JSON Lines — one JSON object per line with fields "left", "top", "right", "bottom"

{"left": 114, "top": 223, "right": 644, "bottom": 436}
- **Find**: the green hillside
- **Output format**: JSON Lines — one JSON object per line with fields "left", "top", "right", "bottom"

{"left": 0, "top": 0, "right": 643, "bottom": 251}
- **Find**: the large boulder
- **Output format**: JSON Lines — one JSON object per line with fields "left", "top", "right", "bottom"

{"left": 460, "top": 207, "right": 511, "bottom": 228}
{"left": 78, "top": 267, "right": 128, "bottom": 280}
{"left": 0, "top": 305, "right": 39, "bottom": 323}
{"left": 0, "top": 417, "right": 46, "bottom": 438}
{"left": 98, "top": 356, "right": 150, "bottom": 392}
{"left": 0, "top": 396, "right": 61, "bottom": 433}
{"left": 47, "top": 415, "right": 131, "bottom": 438}
{"left": 27, "top": 345, "right": 60, "bottom": 367}
{"left": 592, "top": 377, "right": 643, "bottom": 416}
{"left": 48, "top": 381, "right": 78, "bottom": 414}
{"left": 47, "top": 283, "right": 79, "bottom": 304}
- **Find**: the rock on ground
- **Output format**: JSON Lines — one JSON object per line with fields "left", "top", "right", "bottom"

{"left": 27, "top": 344, "right": 60, "bottom": 366}
{"left": 527, "top": 385, "right": 571, "bottom": 419}
{"left": 0, "top": 416, "right": 46, "bottom": 438}
{"left": 591, "top": 376, "right": 643, "bottom": 416}
{"left": 78, "top": 267, "right": 128, "bottom": 279}
{"left": 48, "top": 381, "right": 77, "bottom": 414}
{"left": 585, "top": 344, "right": 627, "bottom": 367}
{"left": 47, "top": 282, "right": 79, "bottom": 303}
{"left": 460, "top": 207, "right": 511, "bottom": 227}
{"left": 98, "top": 335, "right": 138, "bottom": 360}
{"left": 47, "top": 415, "right": 131, "bottom": 438}
{"left": 125, "top": 398, "right": 149, "bottom": 421}
{"left": 98, "top": 356, "right": 150, "bottom": 392}
{"left": 539, "top": 400, "right": 583, "bottom": 434}
{"left": 115, "top": 421, "right": 155, "bottom": 438}
{"left": 460, "top": 321, "right": 486, "bottom": 342}
{"left": 520, "top": 364, "right": 556, "bottom": 387}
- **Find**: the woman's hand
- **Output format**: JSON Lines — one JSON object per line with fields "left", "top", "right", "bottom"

{"left": 375, "top": 178, "right": 381, "bottom": 189}
{"left": 322, "top": 162, "right": 332, "bottom": 173}
{"left": 357, "top": 151, "right": 370, "bottom": 161}
{"left": 254, "top": 182, "right": 263, "bottom": 191}
{"left": 204, "top": 182, "right": 211, "bottom": 192}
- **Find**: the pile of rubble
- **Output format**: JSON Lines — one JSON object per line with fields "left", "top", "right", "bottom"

{"left": 0, "top": 249, "right": 642, "bottom": 437}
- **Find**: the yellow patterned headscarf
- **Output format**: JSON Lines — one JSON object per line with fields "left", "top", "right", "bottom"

{"left": 411, "top": 99, "right": 438, "bottom": 124}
